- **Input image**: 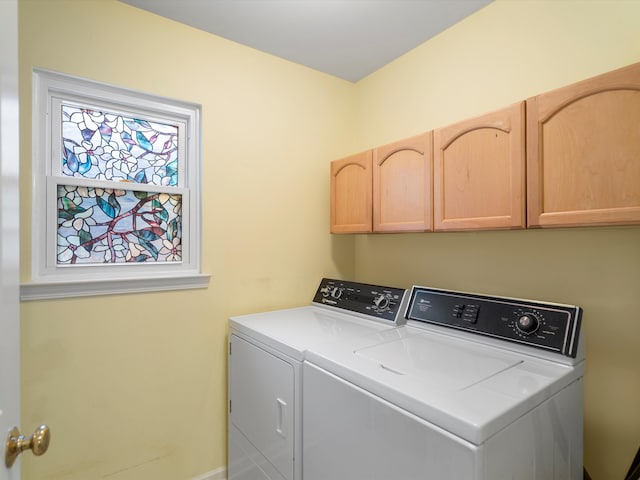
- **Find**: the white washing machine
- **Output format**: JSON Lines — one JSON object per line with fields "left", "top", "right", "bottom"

{"left": 227, "top": 278, "right": 408, "bottom": 480}
{"left": 303, "top": 285, "right": 584, "bottom": 480}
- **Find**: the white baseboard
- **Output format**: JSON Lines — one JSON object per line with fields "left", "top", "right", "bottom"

{"left": 190, "top": 466, "right": 227, "bottom": 480}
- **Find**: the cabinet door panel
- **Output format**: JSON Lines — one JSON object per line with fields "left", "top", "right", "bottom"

{"left": 330, "top": 151, "right": 372, "bottom": 233}
{"left": 373, "top": 132, "right": 433, "bottom": 232}
{"left": 527, "top": 62, "right": 640, "bottom": 227}
{"left": 434, "top": 102, "right": 525, "bottom": 231}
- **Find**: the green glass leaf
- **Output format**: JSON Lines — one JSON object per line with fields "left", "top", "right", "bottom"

{"left": 166, "top": 160, "right": 177, "bottom": 176}
{"left": 156, "top": 207, "right": 169, "bottom": 223}
{"left": 167, "top": 218, "right": 178, "bottom": 242}
{"left": 60, "top": 197, "right": 87, "bottom": 215}
{"left": 136, "top": 131, "right": 153, "bottom": 151}
{"left": 60, "top": 197, "right": 75, "bottom": 210}
{"left": 58, "top": 210, "right": 75, "bottom": 221}
{"left": 96, "top": 196, "right": 116, "bottom": 218}
{"left": 78, "top": 229, "right": 93, "bottom": 252}
{"left": 167, "top": 218, "right": 179, "bottom": 241}
{"left": 135, "top": 228, "right": 161, "bottom": 242}
{"left": 134, "top": 190, "right": 148, "bottom": 200}
{"left": 138, "top": 238, "right": 159, "bottom": 260}
{"left": 107, "top": 193, "right": 121, "bottom": 217}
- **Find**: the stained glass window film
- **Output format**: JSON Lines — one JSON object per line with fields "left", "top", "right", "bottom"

{"left": 57, "top": 185, "right": 182, "bottom": 265}
{"left": 31, "top": 69, "right": 204, "bottom": 299}
{"left": 61, "top": 104, "right": 179, "bottom": 186}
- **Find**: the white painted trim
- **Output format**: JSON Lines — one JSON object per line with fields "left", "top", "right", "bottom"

{"left": 30, "top": 69, "right": 204, "bottom": 299}
{"left": 0, "top": 0, "right": 22, "bottom": 477}
{"left": 190, "top": 466, "right": 227, "bottom": 480}
{"left": 20, "top": 273, "right": 210, "bottom": 301}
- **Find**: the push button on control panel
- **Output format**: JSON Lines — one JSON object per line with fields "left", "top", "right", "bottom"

{"left": 452, "top": 304, "right": 480, "bottom": 324}
{"left": 463, "top": 305, "right": 480, "bottom": 323}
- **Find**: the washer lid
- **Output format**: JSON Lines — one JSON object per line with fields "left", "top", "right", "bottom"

{"left": 305, "top": 326, "right": 582, "bottom": 444}
{"left": 354, "top": 332, "right": 522, "bottom": 390}
{"left": 230, "top": 306, "right": 397, "bottom": 361}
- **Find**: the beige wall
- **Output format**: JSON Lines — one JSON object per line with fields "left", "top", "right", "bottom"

{"left": 354, "top": 1, "right": 640, "bottom": 479}
{"left": 18, "top": 0, "right": 355, "bottom": 478}
{"left": 18, "top": 0, "right": 640, "bottom": 479}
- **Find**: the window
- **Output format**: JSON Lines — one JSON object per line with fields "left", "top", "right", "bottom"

{"left": 23, "top": 69, "right": 209, "bottom": 300}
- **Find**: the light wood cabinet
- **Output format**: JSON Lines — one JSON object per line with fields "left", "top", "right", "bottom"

{"left": 330, "top": 150, "right": 372, "bottom": 233}
{"left": 331, "top": 62, "right": 640, "bottom": 234}
{"left": 527, "top": 62, "right": 640, "bottom": 227}
{"left": 373, "top": 132, "right": 433, "bottom": 232}
{"left": 433, "top": 102, "right": 525, "bottom": 231}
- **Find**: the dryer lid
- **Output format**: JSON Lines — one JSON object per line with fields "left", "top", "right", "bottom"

{"left": 230, "top": 306, "right": 397, "bottom": 361}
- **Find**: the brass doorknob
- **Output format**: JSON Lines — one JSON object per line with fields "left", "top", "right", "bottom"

{"left": 5, "top": 424, "right": 50, "bottom": 468}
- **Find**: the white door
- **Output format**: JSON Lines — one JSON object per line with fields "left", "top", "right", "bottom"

{"left": 0, "top": 0, "right": 22, "bottom": 478}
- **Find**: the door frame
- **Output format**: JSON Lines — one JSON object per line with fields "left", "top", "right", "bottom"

{"left": 0, "top": 0, "right": 22, "bottom": 478}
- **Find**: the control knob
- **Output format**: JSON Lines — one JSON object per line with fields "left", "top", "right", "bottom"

{"left": 330, "top": 287, "right": 343, "bottom": 299}
{"left": 516, "top": 313, "right": 540, "bottom": 334}
{"left": 373, "top": 294, "right": 390, "bottom": 310}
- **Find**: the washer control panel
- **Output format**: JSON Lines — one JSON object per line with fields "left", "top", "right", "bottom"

{"left": 313, "top": 278, "right": 407, "bottom": 325}
{"left": 406, "top": 286, "right": 582, "bottom": 357}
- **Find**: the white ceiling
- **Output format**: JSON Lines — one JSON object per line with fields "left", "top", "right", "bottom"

{"left": 119, "top": 0, "right": 492, "bottom": 82}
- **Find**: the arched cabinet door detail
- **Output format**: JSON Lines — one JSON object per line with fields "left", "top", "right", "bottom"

{"left": 433, "top": 102, "right": 525, "bottom": 231}
{"left": 330, "top": 150, "right": 372, "bottom": 233}
{"left": 373, "top": 132, "right": 433, "bottom": 232}
{"left": 527, "top": 62, "right": 640, "bottom": 228}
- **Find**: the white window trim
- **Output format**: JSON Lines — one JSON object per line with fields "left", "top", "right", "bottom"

{"left": 22, "top": 69, "right": 209, "bottom": 300}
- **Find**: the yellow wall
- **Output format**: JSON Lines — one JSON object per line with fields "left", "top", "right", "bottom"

{"left": 17, "top": 0, "right": 640, "bottom": 479}
{"left": 355, "top": 1, "right": 640, "bottom": 479}
{"left": 18, "top": 0, "right": 355, "bottom": 478}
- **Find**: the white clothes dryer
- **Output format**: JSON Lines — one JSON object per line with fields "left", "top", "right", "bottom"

{"left": 303, "top": 285, "right": 584, "bottom": 480}
{"left": 227, "top": 278, "right": 407, "bottom": 480}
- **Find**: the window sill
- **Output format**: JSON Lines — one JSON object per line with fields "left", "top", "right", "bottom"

{"left": 20, "top": 273, "right": 211, "bottom": 301}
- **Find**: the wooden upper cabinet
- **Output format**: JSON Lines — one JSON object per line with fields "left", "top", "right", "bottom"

{"left": 373, "top": 132, "right": 433, "bottom": 232}
{"left": 527, "top": 62, "right": 640, "bottom": 227}
{"left": 433, "top": 102, "right": 525, "bottom": 231}
{"left": 330, "top": 150, "right": 372, "bottom": 233}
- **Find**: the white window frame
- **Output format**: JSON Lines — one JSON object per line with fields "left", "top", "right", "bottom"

{"left": 22, "top": 69, "right": 209, "bottom": 300}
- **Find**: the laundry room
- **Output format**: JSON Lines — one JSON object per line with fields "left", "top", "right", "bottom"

{"left": 11, "top": 1, "right": 640, "bottom": 480}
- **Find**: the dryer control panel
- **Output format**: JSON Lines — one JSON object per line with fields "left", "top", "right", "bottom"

{"left": 406, "top": 286, "right": 582, "bottom": 358}
{"left": 313, "top": 278, "right": 407, "bottom": 325}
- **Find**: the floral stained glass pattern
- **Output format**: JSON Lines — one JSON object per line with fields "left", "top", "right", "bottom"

{"left": 57, "top": 185, "right": 182, "bottom": 265}
{"left": 61, "top": 104, "right": 179, "bottom": 186}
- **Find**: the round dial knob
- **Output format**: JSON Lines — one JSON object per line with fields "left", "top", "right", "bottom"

{"left": 516, "top": 313, "right": 540, "bottom": 334}
{"left": 373, "top": 295, "right": 389, "bottom": 310}
{"left": 330, "top": 287, "right": 343, "bottom": 299}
